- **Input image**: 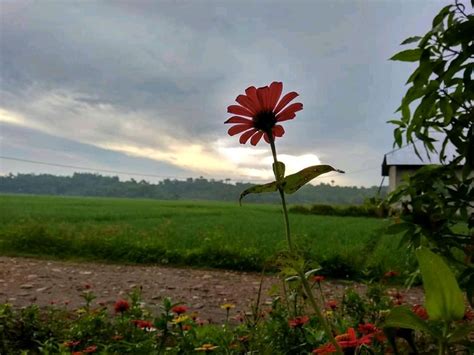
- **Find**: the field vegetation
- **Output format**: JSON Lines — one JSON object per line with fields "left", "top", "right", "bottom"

{"left": 0, "top": 194, "right": 405, "bottom": 279}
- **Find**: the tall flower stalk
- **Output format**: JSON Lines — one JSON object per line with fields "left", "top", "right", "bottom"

{"left": 225, "top": 82, "right": 343, "bottom": 353}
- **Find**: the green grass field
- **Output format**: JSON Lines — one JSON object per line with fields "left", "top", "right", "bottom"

{"left": 0, "top": 194, "right": 408, "bottom": 278}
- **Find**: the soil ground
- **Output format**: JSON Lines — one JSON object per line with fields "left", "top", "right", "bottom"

{"left": 0, "top": 256, "right": 423, "bottom": 323}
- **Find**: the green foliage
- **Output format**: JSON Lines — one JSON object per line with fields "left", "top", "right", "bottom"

{"left": 1, "top": 273, "right": 471, "bottom": 354}
{"left": 384, "top": 246, "right": 471, "bottom": 354}
{"left": 388, "top": 0, "right": 473, "bottom": 302}
{"left": 416, "top": 247, "right": 464, "bottom": 321}
{"left": 289, "top": 200, "right": 389, "bottom": 218}
{"left": 0, "top": 172, "right": 387, "bottom": 205}
{"left": 0, "top": 194, "right": 405, "bottom": 278}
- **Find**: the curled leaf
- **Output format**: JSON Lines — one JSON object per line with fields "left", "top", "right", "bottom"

{"left": 282, "top": 165, "right": 344, "bottom": 194}
{"left": 239, "top": 165, "right": 344, "bottom": 204}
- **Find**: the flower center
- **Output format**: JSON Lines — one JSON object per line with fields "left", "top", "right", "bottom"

{"left": 253, "top": 111, "right": 276, "bottom": 133}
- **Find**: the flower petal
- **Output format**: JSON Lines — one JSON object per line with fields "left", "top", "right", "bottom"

{"left": 274, "top": 92, "right": 299, "bottom": 114}
{"left": 236, "top": 95, "right": 257, "bottom": 114}
{"left": 228, "top": 124, "right": 253, "bottom": 136}
{"left": 245, "top": 86, "right": 263, "bottom": 112}
{"left": 276, "top": 102, "right": 303, "bottom": 121}
{"left": 263, "top": 132, "right": 271, "bottom": 143}
{"left": 268, "top": 82, "right": 283, "bottom": 111}
{"left": 273, "top": 125, "right": 285, "bottom": 137}
{"left": 227, "top": 105, "right": 254, "bottom": 117}
{"left": 225, "top": 116, "right": 254, "bottom": 124}
{"left": 257, "top": 86, "right": 270, "bottom": 111}
{"left": 250, "top": 131, "right": 264, "bottom": 146}
{"left": 239, "top": 128, "right": 257, "bottom": 144}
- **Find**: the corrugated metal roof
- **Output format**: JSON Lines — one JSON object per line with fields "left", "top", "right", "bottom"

{"left": 381, "top": 140, "right": 459, "bottom": 176}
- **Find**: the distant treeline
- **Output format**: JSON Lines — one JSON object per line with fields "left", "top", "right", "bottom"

{"left": 0, "top": 173, "right": 387, "bottom": 205}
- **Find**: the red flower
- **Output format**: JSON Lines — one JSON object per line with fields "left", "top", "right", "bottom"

{"left": 463, "top": 308, "right": 474, "bottom": 321}
{"left": 132, "top": 319, "right": 154, "bottom": 329}
{"left": 114, "top": 299, "right": 130, "bottom": 313}
{"left": 312, "top": 275, "right": 325, "bottom": 283}
{"left": 314, "top": 327, "right": 378, "bottom": 354}
{"left": 412, "top": 304, "right": 429, "bottom": 320}
{"left": 312, "top": 343, "right": 336, "bottom": 354}
{"left": 83, "top": 345, "right": 97, "bottom": 353}
{"left": 358, "top": 323, "right": 377, "bottom": 335}
{"left": 225, "top": 82, "right": 303, "bottom": 145}
{"left": 172, "top": 305, "right": 188, "bottom": 315}
{"left": 384, "top": 270, "right": 399, "bottom": 278}
{"left": 64, "top": 340, "right": 81, "bottom": 348}
{"left": 335, "top": 327, "right": 358, "bottom": 348}
{"left": 326, "top": 300, "right": 337, "bottom": 310}
{"left": 288, "top": 315, "right": 310, "bottom": 328}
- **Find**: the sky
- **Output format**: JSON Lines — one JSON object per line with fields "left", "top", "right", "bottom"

{"left": 0, "top": 0, "right": 451, "bottom": 187}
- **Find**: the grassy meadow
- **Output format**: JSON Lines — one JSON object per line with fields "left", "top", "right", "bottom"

{"left": 0, "top": 194, "right": 408, "bottom": 278}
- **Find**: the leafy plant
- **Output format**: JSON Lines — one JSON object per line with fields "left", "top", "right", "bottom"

{"left": 387, "top": 0, "right": 473, "bottom": 303}
{"left": 384, "top": 247, "right": 472, "bottom": 354}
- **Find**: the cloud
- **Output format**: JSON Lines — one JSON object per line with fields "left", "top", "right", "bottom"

{"left": 0, "top": 0, "right": 448, "bottom": 186}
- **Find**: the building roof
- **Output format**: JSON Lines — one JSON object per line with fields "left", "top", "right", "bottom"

{"left": 381, "top": 140, "right": 458, "bottom": 176}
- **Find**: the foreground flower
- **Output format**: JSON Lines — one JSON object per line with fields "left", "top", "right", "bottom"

{"left": 312, "top": 275, "right": 325, "bottom": 283}
{"left": 195, "top": 343, "right": 219, "bottom": 352}
{"left": 358, "top": 323, "right": 377, "bottom": 335}
{"left": 82, "top": 345, "right": 97, "bottom": 353}
{"left": 64, "top": 340, "right": 81, "bottom": 348}
{"left": 326, "top": 300, "right": 337, "bottom": 310}
{"left": 114, "top": 299, "right": 130, "bottom": 313}
{"left": 412, "top": 304, "right": 429, "bottom": 320}
{"left": 384, "top": 270, "right": 399, "bottom": 278}
{"left": 464, "top": 308, "right": 474, "bottom": 321}
{"left": 288, "top": 315, "right": 310, "bottom": 328}
{"left": 131, "top": 319, "right": 154, "bottom": 330}
{"left": 171, "top": 305, "right": 188, "bottom": 315}
{"left": 225, "top": 81, "right": 303, "bottom": 145}
{"left": 314, "top": 327, "right": 373, "bottom": 354}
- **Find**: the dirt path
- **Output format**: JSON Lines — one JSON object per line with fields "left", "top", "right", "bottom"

{"left": 0, "top": 256, "right": 423, "bottom": 322}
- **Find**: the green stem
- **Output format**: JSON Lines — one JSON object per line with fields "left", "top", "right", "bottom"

{"left": 269, "top": 137, "right": 293, "bottom": 253}
{"left": 268, "top": 133, "right": 342, "bottom": 355}
{"left": 300, "top": 272, "right": 341, "bottom": 353}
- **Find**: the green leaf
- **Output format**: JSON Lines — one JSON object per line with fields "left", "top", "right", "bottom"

{"left": 439, "top": 97, "right": 453, "bottom": 124}
{"left": 282, "top": 165, "right": 344, "bottom": 194}
{"left": 390, "top": 49, "right": 422, "bottom": 62}
{"left": 239, "top": 181, "right": 277, "bottom": 205}
{"left": 273, "top": 161, "right": 285, "bottom": 181}
{"left": 385, "top": 222, "right": 412, "bottom": 235}
{"left": 239, "top": 165, "right": 343, "bottom": 203}
{"left": 383, "top": 306, "right": 434, "bottom": 335}
{"left": 416, "top": 247, "right": 465, "bottom": 321}
{"left": 432, "top": 5, "right": 452, "bottom": 29}
{"left": 400, "top": 36, "right": 422, "bottom": 45}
